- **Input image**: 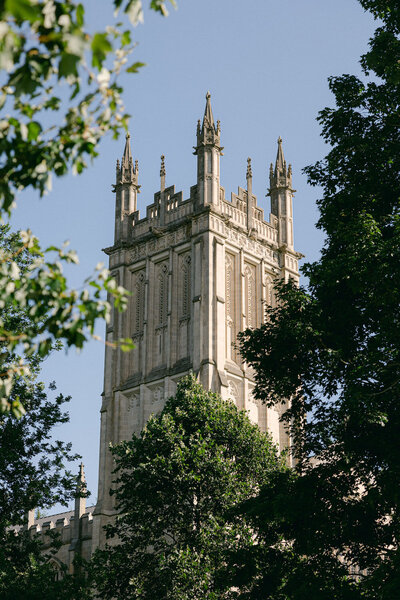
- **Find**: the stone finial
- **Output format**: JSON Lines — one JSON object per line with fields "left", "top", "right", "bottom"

{"left": 78, "top": 462, "right": 86, "bottom": 484}
{"left": 246, "top": 157, "right": 252, "bottom": 179}
{"left": 160, "top": 155, "right": 166, "bottom": 177}
{"left": 160, "top": 155, "right": 166, "bottom": 192}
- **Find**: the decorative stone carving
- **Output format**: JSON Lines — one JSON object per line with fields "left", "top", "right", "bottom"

{"left": 127, "top": 393, "right": 140, "bottom": 412}
{"left": 227, "top": 379, "right": 239, "bottom": 404}
{"left": 265, "top": 272, "right": 275, "bottom": 308}
{"left": 152, "top": 386, "right": 164, "bottom": 404}
{"left": 244, "top": 263, "right": 256, "bottom": 329}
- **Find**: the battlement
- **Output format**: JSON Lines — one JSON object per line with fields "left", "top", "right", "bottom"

{"left": 112, "top": 94, "right": 294, "bottom": 252}
{"left": 115, "top": 178, "right": 279, "bottom": 250}
{"left": 28, "top": 506, "right": 95, "bottom": 548}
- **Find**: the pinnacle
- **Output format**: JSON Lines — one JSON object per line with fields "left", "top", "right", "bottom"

{"left": 122, "top": 131, "right": 133, "bottom": 166}
{"left": 246, "top": 157, "right": 252, "bottom": 179}
{"left": 160, "top": 154, "right": 166, "bottom": 177}
{"left": 203, "top": 90, "right": 215, "bottom": 129}
{"left": 77, "top": 462, "right": 86, "bottom": 488}
{"left": 275, "top": 136, "right": 285, "bottom": 171}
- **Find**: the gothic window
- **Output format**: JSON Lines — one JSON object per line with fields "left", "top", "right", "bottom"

{"left": 157, "top": 263, "right": 168, "bottom": 327}
{"left": 244, "top": 264, "right": 256, "bottom": 329}
{"left": 180, "top": 254, "right": 191, "bottom": 320}
{"left": 49, "top": 558, "right": 64, "bottom": 582}
{"left": 225, "top": 253, "right": 235, "bottom": 360}
{"left": 133, "top": 271, "right": 145, "bottom": 337}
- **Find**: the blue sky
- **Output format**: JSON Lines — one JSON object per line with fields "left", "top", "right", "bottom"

{"left": 10, "top": 0, "right": 377, "bottom": 511}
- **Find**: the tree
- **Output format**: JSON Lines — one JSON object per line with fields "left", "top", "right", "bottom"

{"left": 91, "top": 375, "right": 287, "bottom": 600}
{"left": 0, "top": 224, "right": 91, "bottom": 597}
{"left": 238, "top": 1, "right": 400, "bottom": 597}
{"left": 0, "top": 0, "right": 175, "bottom": 413}
{"left": 0, "top": 381, "right": 93, "bottom": 599}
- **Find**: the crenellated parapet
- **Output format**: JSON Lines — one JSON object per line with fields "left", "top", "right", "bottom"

{"left": 28, "top": 508, "right": 94, "bottom": 549}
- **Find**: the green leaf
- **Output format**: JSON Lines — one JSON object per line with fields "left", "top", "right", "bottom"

{"left": 5, "top": 0, "right": 39, "bottom": 22}
{"left": 91, "top": 33, "right": 113, "bottom": 69}
{"left": 76, "top": 3, "right": 84, "bottom": 27}
{"left": 27, "top": 121, "right": 41, "bottom": 141}
{"left": 126, "top": 61, "right": 146, "bottom": 73}
{"left": 121, "top": 30, "right": 131, "bottom": 47}
{"left": 58, "top": 53, "right": 80, "bottom": 79}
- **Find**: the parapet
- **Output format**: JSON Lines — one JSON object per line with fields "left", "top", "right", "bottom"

{"left": 29, "top": 506, "right": 95, "bottom": 548}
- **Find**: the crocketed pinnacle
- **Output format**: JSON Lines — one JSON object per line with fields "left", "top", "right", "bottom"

{"left": 116, "top": 131, "right": 138, "bottom": 185}
{"left": 203, "top": 91, "right": 215, "bottom": 129}
{"left": 246, "top": 157, "right": 252, "bottom": 179}
{"left": 275, "top": 136, "right": 286, "bottom": 172}
{"left": 122, "top": 132, "right": 132, "bottom": 167}
{"left": 194, "top": 91, "right": 222, "bottom": 154}
{"left": 160, "top": 154, "right": 166, "bottom": 177}
{"left": 269, "top": 136, "right": 292, "bottom": 190}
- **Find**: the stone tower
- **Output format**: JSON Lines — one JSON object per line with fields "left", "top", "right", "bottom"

{"left": 92, "top": 94, "right": 300, "bottom": 548}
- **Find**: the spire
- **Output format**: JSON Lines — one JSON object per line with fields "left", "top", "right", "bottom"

{"left": 122, "top": 132, "right": 132, "bottom": 166}
{"left": 203, "top": 91, "right": 215, "bottom": 129}
{"left": 275, "top": 136, "right": 285, "bottom": 172}
{"left": 194, "top": 92, "right": 222, "bottom": 154}
{"left": 116, "top": 131, "right": 137, "bottom": 185}
{"left": 269, "top": 137, "right": 292, "bottom": 189}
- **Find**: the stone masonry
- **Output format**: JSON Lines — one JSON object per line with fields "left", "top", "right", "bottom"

{"left": 30, "top": 93, "right": 301, "bottom": 562}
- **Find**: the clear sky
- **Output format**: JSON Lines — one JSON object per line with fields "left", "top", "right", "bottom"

{"left": 10, "top": 0, "right": 377, "bottom": 511}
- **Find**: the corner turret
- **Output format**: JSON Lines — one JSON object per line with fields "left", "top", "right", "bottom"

{"left": 113, "top": 132, "right": 140, "bottom": 243}
{"left": 194, "top": 92, "right": 223, "bottom": 208}
{"left": 268, "top": 137, "right": 295, "bottom": 250}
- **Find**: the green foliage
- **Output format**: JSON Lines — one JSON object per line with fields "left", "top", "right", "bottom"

{"left": 0, "top": 222, "right": 93, "bottom": 596}
{"left": 238, "top": 0, "right": 400, "bottom": 596}
{"left": 0, "top": 0, "right": 175, "bottom": 212}
{"left": 0, "top": 225, "right": 133, "bottom": 415}
{"left": 0, "top": 0, "right": 178, "bottom": 413}
{"left": 91, "top": 375, "right": 286, "bottom": 599}
{"left": 0, "top": 378, "right": 91, "bottom": 597}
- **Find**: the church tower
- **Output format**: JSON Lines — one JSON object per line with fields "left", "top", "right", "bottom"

{"left": 92, "top": 94, "right": 301, "bottom": 548}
